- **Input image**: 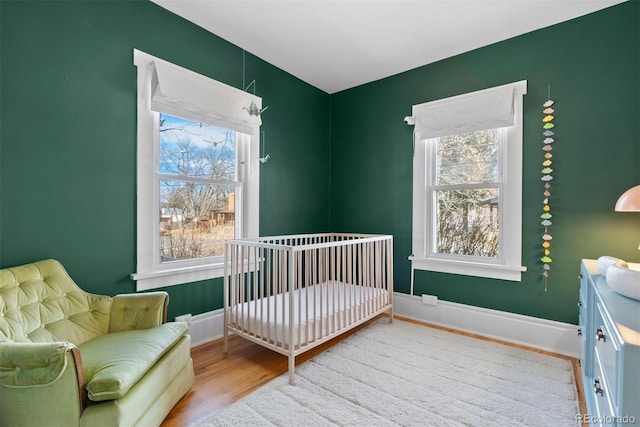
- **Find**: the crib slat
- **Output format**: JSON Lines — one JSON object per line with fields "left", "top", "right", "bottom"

{"left": 319, "top": 245, "right": 323, "bottom": 339}
{"left": 324, "top": 247, "right": 336, "bottom": 334}
{"left": 223, "top": 242, "right": 230, "bottom": 354}
{"left": 296, "top": 251, "right": 302, "bottom": 348}
{"left": 266, "top": 248, "right": 272, "bottom": 344}
{"left": 331, "top": 245, "right": 337, "bottom": 333}
{"left": 374, "top": 240, "right": 380, "bottom": 312}
{"left": 304, "top": 247, "right": 310, "bottom": 347}
{"left": 257, "top": 247, "right": 262, "bottom": 338}
{"left": 348, "top": 242, "right": 353, "bottom": 325}
{"left": 368, "top": 240, "right": 372, "bottom": 313}
{"left": 280, "top": 249, "right": 286, "bottom": 349}
{"left": 252, "top": 246, "right": 257, "bottom": 338}
{"left": 313, "top": 246, "right": 318, "bottom": 342}
{"left": 279, "top": 248, "right": 284, "bottom": 341}
{"left": 232, "top": 245, "right": 238, "bottom": 331}
{"left": 358, "top": 242, "right": 362, "bottom": 318}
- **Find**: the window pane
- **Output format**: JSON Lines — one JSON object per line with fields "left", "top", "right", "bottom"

{"left": 435, "top": 188, "right": 499, "bottom": 257}
{"left": 436, "top": 129, "right": 499, "bottom": 185}
{"left": 159, "top": 180, "right": 235, "bottom": 262}
{"left": 159, "top": 113, "right": 236, "bottom": 180}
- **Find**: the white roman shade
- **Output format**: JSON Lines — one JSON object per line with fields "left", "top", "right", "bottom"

{"left": 407, "top": 81, "right": 526, "bottom": 139}
{"left": 148, "top": 55, "right": 262, "bottom": 135}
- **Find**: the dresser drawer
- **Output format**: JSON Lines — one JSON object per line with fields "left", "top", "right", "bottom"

{"left": 580, "top": 259, "right": 640, "bottom": 426}
{"left": 578, "top": 284, "right": 587, "bottom": 332}
{"left": 579, "top": 277, "right": 588, "bottom": 314}
{"left": 578, "top": 268, "right": 593, "bottom": 377}
{"left": 593, "top": 301, "right": 619, "bottom": 407}
{"left": 578, "top": 319, "right": 587, "bottom": 372}
{"left": 592, "top": 350, "right": 615, "bottom": 424}
{"left": 578, "top": 285, "right": 587, "bottom": 331}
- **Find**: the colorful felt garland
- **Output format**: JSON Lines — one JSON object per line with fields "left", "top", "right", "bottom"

{"left": 541, "top": 96, "right": 555, "bottom": 290}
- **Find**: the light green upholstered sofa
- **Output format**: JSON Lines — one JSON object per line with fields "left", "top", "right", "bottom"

{"left": 0, "top": 259, "right": 195, "bottom": 427}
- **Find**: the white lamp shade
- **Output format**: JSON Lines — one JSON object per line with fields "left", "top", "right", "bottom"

{"left": 615, "top": 185, "right": 640, "bottom": 212}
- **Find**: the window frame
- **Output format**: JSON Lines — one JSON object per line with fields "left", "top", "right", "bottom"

{"left": 409, "top": 81, "right": 527, "bottom": 283}
{"left": 132, "top": 49, "right": 259, "bottom": 291}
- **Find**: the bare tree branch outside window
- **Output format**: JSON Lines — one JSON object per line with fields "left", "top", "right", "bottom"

{"left": 158, "top": 114, "right": 236, "bottom": 262}
{"left": 434, "top": 129, "right": 500, "bottom": 257}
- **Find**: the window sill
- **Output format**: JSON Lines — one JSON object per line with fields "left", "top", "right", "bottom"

{"left": 409, "top": 256, "right": 526, "bottom": 282}
{"left": 132, "top": 262, "right": 225, "bottom": 291}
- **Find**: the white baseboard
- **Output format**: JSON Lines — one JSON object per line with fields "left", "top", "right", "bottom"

{"left": 181, "top": 293, "right": 580, "bottom": 357}
{"left": 184, "top": 308, "right": 225, "bottom": 347}
{"left": 393, "top": 292, "right": 579, "bottom": 357}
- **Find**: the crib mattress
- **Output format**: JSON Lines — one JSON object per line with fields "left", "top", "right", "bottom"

{"left": 229, "top": 281, "right": 389, "bottom": 347}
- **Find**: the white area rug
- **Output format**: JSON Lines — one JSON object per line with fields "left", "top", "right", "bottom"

{"left": 198, "top": 320, "right": 579, "bottom": 427}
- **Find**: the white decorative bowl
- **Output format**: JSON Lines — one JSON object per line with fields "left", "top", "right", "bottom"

{"left": 597, "top": 256, "right": 627, "bottom": 276}
{"left": 606, "top": 261, "right": 640, "bottom": 301}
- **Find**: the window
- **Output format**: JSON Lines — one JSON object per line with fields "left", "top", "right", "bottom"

{"left": 132, "top": 49, "right": 260, "bottom": 290}
{"left": 408, "top": 81, "right": 527, "bottom": 282}
{"left": 158, "top": 114, "right": 238, "bottom": 262}
{"left": 432, "top": 128, "right": 502, "bottom": 258}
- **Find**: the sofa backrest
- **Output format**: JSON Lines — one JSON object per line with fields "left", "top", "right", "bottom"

{"left": 0, "top": 259, "right": 111, "bottom": 345}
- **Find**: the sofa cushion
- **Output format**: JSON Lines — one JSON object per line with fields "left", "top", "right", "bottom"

{"left": 79, "top": 321, "right": 187, "bottom": 402}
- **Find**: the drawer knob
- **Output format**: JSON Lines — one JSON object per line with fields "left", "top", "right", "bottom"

{"left": 593, "top": 378, "right": 604, "bottom": 396}
{"left": 578, "top": 273, "right": 583, "bottom": 280}
{"left": 596, "top": 327, "right": 606, "bottom": 342}
{"left": 577, "top": 328, "right": 582, "bottom": 336}
{"left": 577, "top": 300, "right": 583, "bottom": 308}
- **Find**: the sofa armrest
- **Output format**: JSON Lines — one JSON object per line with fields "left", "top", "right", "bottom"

{"left": 0, "top": 342, "right": 86, "bottom": 426}
{"left": 108, "top": 291, "right": 169, "bottom": 333}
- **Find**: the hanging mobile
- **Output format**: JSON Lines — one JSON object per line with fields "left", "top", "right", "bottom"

{"left": 541, "top": 86, "right": 555, "bottom": 291}
{"left": 242, "top": 51, "right": 269, "bottom": 116}
{"left": 241, "top": 50, "right": 270, "bottom": 164}
{"left": 258, "top": 131, "right": 270, "bottom": 163}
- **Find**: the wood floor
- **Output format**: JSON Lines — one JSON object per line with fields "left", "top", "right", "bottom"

{"left": 161, "top": 316, "right": 586, "bottom": 427}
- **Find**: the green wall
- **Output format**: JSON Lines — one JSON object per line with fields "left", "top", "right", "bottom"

{"left": 0, "top": 0, "right": 331, "bottom": 319}
{"left": 330, "top": 2, "right": 640, "bottom": 324}
{"left": 1, "top": 1, "right": 638, "bottom": 325}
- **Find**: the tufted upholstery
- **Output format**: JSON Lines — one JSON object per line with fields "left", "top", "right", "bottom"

{"left": 0, "top": 259, "right": 194, "bottom": 427}
{"left": 0, "top": 259, "right": 111, "bottom": 345}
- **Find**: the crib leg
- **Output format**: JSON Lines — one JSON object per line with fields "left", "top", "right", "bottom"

{"left": 223, "top": 327, "right": 228, "bottom": 354}
{"left": 389, "top": 307, "right": 394, "bottom": 324}
{"left": 288, "top": 354, "right": 296, "bottom": 385}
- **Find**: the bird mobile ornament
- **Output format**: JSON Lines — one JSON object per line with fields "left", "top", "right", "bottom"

{"left": 242, "top": 75, "right": 269, "bottom": 117}
{"left": 241, "top": 52, "right": 271, "bottom": 163}
{"left": 243, "top": 100, "right": 269, "bottom": 117}
{"left": 540, "top": 90, "right": 555, "bottom": 291}
{"left": 258, "top": 131, "right": 270, "bottom": 164}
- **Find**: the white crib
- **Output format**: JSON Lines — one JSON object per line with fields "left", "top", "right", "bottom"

{"left": 223, "top": 233, "right": 393, "bottom": 384}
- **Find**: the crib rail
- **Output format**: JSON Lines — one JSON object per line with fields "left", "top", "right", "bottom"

{"left": 223, "top": 233, "right": 393, "bottom": 384}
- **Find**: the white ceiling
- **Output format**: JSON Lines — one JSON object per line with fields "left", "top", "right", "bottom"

{"left": 152, "top": 0, "right": 626, "bottom": 94}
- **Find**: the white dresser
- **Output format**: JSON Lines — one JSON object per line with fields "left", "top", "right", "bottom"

{"left": 579, "top": 259, "right": 640, "bottom": 426}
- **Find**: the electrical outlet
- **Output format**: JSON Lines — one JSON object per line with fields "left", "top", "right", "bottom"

{"left": 421, "top": 294, "right": 438, "bottom": 306}
{"left": 175, "top": 313, "right": 192, "bottom": 325}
